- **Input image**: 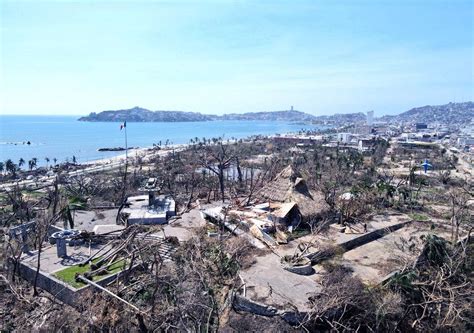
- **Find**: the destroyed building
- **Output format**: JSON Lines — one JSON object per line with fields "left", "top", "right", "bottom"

{"left": 119, "top": 178, "right": 176, "bottom": 225}
{"left": 255, "top": 165, "right": 329, "bottom": 225}
{"left": 203, "top": 165, "right": 330, "bottom": 247}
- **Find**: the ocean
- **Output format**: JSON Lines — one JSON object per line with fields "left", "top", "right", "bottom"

{"left": 0, "top": 115, "right": 321, "bottom": 167}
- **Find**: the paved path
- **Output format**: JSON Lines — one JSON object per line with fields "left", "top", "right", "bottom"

{"left": 240, "top": 251, "right": 319, "bottom": 310}
{"left": 239, "top": 211, "right": 412, "bottom": 310}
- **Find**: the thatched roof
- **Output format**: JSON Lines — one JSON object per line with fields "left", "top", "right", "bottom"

{"left": 256, "top": 165, "right": 329, "bottom": 218}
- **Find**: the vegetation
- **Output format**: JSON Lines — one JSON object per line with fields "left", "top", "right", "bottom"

{"left": 0, "top": 133, "right": 472, "bottom": 331}
{"left": 304, "top": 234, "right": 472, "bottom": 331}
{"left": 54, "top": 258, "right": 127, "bottom": 288}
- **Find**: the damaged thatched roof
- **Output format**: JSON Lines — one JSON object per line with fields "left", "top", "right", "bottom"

{"left": 256, "top": 165, "right": 329, "bottom": 218}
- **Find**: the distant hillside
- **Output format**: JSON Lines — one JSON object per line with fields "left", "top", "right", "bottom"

{"left": 379, "top": 102, "right": 473, "bottom": 124}
{"left": 79, "top": 107, "right": 213, "bottom": 122}
{"left": 79, "top": 107, "right": 317, "bottom": 122}
{"left": 213, "top": 110, "right": 316, "bottom": 121}
{"left": 78, "top": 102, "right": 473, "bottom": 125}
{"left": 308, "top": 102, "right": 473, "bottom": 125}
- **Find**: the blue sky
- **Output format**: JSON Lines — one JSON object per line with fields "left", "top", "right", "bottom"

{"left": 1, "top": 0, "right": 472, "bottom": 116}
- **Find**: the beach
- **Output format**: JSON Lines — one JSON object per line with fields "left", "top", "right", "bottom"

{"left": 0, "top": 115, "right": 319, "bottom": 167}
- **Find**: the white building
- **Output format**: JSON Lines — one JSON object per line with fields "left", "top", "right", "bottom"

{"left": 122, "top": 194, "right": 176, "bottom": 225}
{"left": 337, "top": 132, "right": 351, "bottom": 143}
{"left": 367, "top": 110, "right": 374, "bottom": 127}
{"left": 120, "top": 178, "right": 176, "bottom": 225}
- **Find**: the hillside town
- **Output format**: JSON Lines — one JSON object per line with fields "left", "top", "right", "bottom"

{"left": 0, "top": 103, "right": 472, "bottom": 332}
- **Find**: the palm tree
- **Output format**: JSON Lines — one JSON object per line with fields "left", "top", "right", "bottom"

{"left": 5, "top": 159, "right": 17, "bottom": 176}
{"left": 45, "top": 157, "right": 50, "bottom": 168}
{"left": 53, "top": 158, "right": 57, "bottom": 166}
{"left": 0, "top": 162, "right": 4, "bottom": 174}
{"left": 18, "top": 158, "right": 25, "bottom": 168}
{"left": 28, "top": 158, "right": 38, "bottom": 171}
{"left": 72, "top": 155, "right": 77, "bottom": 164}
{"left": 61, "top": 196, "right": 88, "bottom": 229}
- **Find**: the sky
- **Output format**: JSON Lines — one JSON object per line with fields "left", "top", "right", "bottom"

{"left": 0, "top": 0, "right": 473, "bottom": 116}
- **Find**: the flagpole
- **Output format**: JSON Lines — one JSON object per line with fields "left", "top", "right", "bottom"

{"left": 124, "top": 120, "right": 128, "bottom": 179}
{"left": 124, "top": 121, "right": 128, "bottom": 163}
{"left": 121, "top": 121, "right": 128, "bottom": 204}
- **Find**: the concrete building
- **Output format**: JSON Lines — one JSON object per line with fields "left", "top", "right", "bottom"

{"left": 416, "top": 123, "right": 428, "bottom": 130}
{"left": 358, "top": 138, "right": 375, "bottom": 152}
{"left": 120, "top": 178, "right": 176, "bottom": 225}
{"left": 367, "top": 110, "right": 374, "bottom": 127}
{"left": 457, "top": 137, "right": 474, "bottom": 147}
{"left": 337, "top": 132, "right": 351, "bottom": 143}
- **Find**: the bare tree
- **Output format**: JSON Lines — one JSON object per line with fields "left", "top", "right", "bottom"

{"left": 195, "top": 137, "right": 237, "bottom": 203}
{"left": 33, "top": 211, "right": 55, "bottom": 296}
{"left": 447, "top": 184, "right": 472, "bottom": 242}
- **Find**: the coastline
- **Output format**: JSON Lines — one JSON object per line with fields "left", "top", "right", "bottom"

{"left": 79, "top": 143, "right": 190, "bottom": 167}
{"left": 1, "top": 116, "right": 317, "bottom": 167}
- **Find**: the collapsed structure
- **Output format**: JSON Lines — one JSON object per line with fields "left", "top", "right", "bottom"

{"left": 119, "top": 178, "right": 176, "bottom": 225}
{"left": 255, "top": 165, "right": 329, "bottom": 225}
{"left": 204, "top": 165, "right": 329, "bottom": 246}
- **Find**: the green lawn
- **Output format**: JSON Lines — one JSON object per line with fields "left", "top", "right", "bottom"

{"left": 410, "top": 213, "right": 430, "bottom": 222}
{"left": 22, "top": 190, "right": 45, "bottom": 198}
{"left": 53, "top": 258, "right": 127, "bottom": 288}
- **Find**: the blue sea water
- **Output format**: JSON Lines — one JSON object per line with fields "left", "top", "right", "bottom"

{"left": 0, "top": 115, "right": 320, "bottom": 167}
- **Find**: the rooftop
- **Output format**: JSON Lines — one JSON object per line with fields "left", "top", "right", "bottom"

{"left": 121, "top": 194, "right": 176, "bottom": 225}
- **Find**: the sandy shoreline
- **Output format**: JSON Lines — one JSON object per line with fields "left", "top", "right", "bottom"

{"left": 79, "top": 132, "right": 288, "bottom": 167}
{"left": 80, "top": 143, "right": 190, "bottom": 167}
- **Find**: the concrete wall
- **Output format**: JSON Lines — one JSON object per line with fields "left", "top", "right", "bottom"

{"left": 233, "top": 294, "right": 279, "bottom": 316}
{"left": 233, "top": 293, "right": 307, "bottom": 326}
{"left": 15, "top": 260, "right": 144, "bottom": 308}
{"left": 306, "top": 220, "right": 411, "bottom": 264}
{"left": 128, "top": 216, "right": 167, "bottom": 225}
{"left": 16, "top": 260, "right": 86, "bottom": 307}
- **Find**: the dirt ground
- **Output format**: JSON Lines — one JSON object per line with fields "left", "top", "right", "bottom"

{"left": 68, "top": 209, "right": 117, "bottom": 232}
{"left": 338, "top": 221, "right": 454, "bottom": 284}
{"left": 161, "top": 208, "right": 207, "bottom": 241}
{"left": 239, "top": 211, "right": 414, "bottom": 310}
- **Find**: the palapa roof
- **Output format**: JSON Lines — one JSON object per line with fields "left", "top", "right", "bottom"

{"left": 256, "top": 165, "right": 329, "bottom": 218}
{"left": 271, "top": 202, "right": 297, "bottom": 219}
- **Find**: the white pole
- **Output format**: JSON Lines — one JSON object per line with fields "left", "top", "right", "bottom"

{"left": 125, "top": 122, "right": 128, "bottom": 165}
{"left": 76, "top": 275, "right": 140, "bottom": 312}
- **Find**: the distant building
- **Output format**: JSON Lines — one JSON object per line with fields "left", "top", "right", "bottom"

{"left": 358, "top": 138, "right": 375, "bottom": 152}
{"left": 337, "top": 132, "right": 351, "bottom": 143}
{"left": 367, "top": 110, "right": 374, "bottom": 127}
{"left": 457, "top": 137, "right": 474, "bottom": 148}
{"left": 350, "top": 125, "right": 371, "bottom": 135}
{"left": 416, "top": 123, "right": 428, "bottom": 130}
{"left": 272, "top": 135, "right": 323, "bottom": 145}
{"left": 290, "top": 106, "right": 294, "bottom": 111}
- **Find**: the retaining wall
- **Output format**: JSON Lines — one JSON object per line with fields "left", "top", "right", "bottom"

{"left": 16, "top": 260, "right": 87, "bottom": 307}
{"left": 15, "top": 259, "right": 143, "bottom": 308}
{"left": 233, "top": 294, "right": 307, "bottom": 326}
{"left": 306, "top": 220, "right": 412, "bottom": 264}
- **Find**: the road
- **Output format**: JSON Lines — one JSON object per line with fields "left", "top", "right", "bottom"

{"left": 0, "top": 147, "right": 185, "bottom": 192}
